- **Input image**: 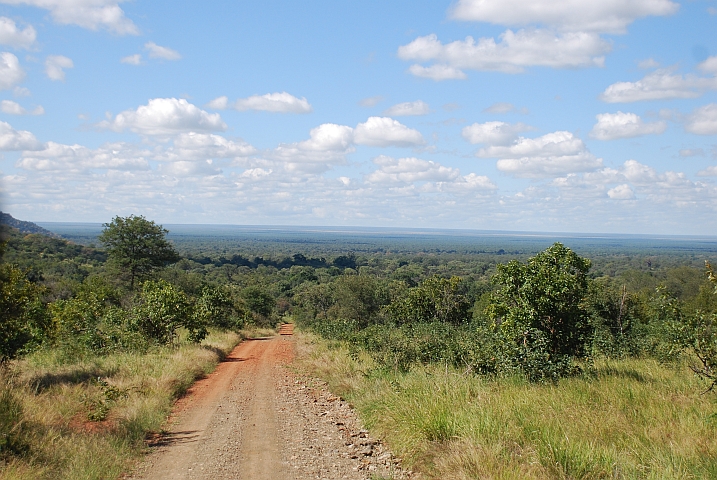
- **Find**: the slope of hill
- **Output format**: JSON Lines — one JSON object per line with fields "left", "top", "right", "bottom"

{"left": 0, "top": 212, "right": 62, "bottom": 239}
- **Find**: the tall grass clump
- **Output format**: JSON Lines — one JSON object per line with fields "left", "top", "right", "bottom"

{"left": 0, "top": 329, "right": 246, "bottom": 480}
{"left": 297, "top": 331, "right": 717, "bottom": 479}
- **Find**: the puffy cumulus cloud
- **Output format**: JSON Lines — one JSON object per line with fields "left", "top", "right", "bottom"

{"left": 698, "top": 166, "right": 717, "bottom": 176}
{"left": 477, "top": 131, "right": 602, "bottom": 178}
{"left": 1, "top": 100, "right": 43, "bottom": 115}
{"left": 144, "top": 41, "right": 181, "bottom": 60}
{"left": 0, "top": 17, "right": 35, "bottom": 49}
{"left": 234, "top": 92, "right": 312, "bottom": 114}
{"left": 399, "top": 30, "right": 609, "bottom": 77}
{"left": 462, "top": 121, "right": 534, "bottom": 145}
{"left": 16, "top": 141, "right": 150, "bottom": 171}
{"left": 698, "top": 56, "right": 717, "bottom": 74}
{"left": 408, "top": 64, "right": 467, "bottom": 80}
{"left": 45, "top": 55, "right": 73, "bottom": 81}
{"left": 353, "top": 116, "right": 425, "bottom": 147}
{"left": 0, "top": 52, "right": 24, "bottom": 89}
{"left": 159, "top": 160, "right": 220, "bottom": 177}
{"left": 600, "top": 68, "right": 717, "bottom": 103}
{"left": 607, "top": 184, "right": 635, "bottom": 199}
{"left": 0, "top": 120, "right": 42, "bottom": 150}
{"left": 206, "top": 96, "right": 228, "bottom": 110}
{"left": 449, "top": 0, "right": 678, "bottom": 34}
{"left": 589, "top": 111, "right": 666, "bottom": 140}
{"left": 168, "top": 132, "right": 256, "bottom": 160}
{"left": 383, "top": 100, "right": 431, "bottom": 116}
{"left": 0, "top": 0, "right": 139, "bottom": 35}
{"left": 549, "top": 160, "right": 711, "bottom": 213}
{"left": 366, "top": 155, "right": 460, "bottom": 184}
{"left": 272, "top": 123, "right": 354, "bottom": 170}
{"left": 120, "top": 53, "right": 142, "bottom": 65}
{"left": 98, "top": 98, "right": 226, "bottom": 136}
{"left": 685, "top": 104, "right": 717, "bottom": 135}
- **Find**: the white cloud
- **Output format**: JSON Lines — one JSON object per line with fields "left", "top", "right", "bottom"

{"left": 685, "top": 104, "right": 717, "bottom": 135}
{"left": 353, "top": 116, "right": 425, "bottom": 147}
{"left": 399, "top": 30, "right": 609, "bottom": 77}
{"left": 408, "top": 64, "right": 467, "bottom": 80}
{"left": 484, "top": 102, "right": 516, "bottom": 114}
{"left": 698, "top": 56, "right": 717, "bottom": 74}
{"left": 366, "top": 156, "right": 460, "bottom": 184}
{"left": 449, "top": 0, "right": 678, "bottom": 34}
{"left": 462, "top": 121, "right": 534, "bottom": 145}
{"left": 607, "top": 184, "right": 635, "bottom": 199}
{"left": 0, "top": 120, "right": 42, "bottom": 150}
{"left": 383, "top": 100, "right": 431, "bottom": 116}
{"left": 272, "top": 123, "right": 354, "bottom": 170}
{"left": 590, "top": 111, "right": 666, "bottom": 140}
{"left": 234, "top": 92, "right": 312, "bottom": 113}
{"left": 1, "top": 99, "right": 43, "bottom": 115}
{"left": 144, "top": 41, "right": 181, "bottom": 60}
{"left": 600, "top": 68, "right": 717, "bottom": 103}
{"left": 98, "top": 98, "right": 227, "bottom": 136}
{"left": 168, "top": 132, "right": 256, "bottom": 160}
{"left": 698, "top": 166, "right": 717, "bottom": 176}
{"left": 0, "top": 0, "right": 139, "bottom": 35}
{"left": 12, "top": 86, "right": 29, "bottom": 96}
{"left": 678, "top": 148, "right": 704, "bottom": 157}
{"left": 638, "top": 58, "right": 660, "bottom": 69}
{"left": 0, "top": 17, "right": 35, "bottom": 49}
{"left": 0, "top": 52, "right": 24, "bottom": 89}
{"left": 159, "top": 160, "right": 219, "bottom": 177}
{"left": 45, "top": 55, "right": 73, "bottom": 81}
{"left": 16, "top": 141, "right": 150, "bottom": 171}
{"left": 359, "top": 95, "right": 383, "bottom": 107}
{"left": 121, "top": 53, "right": 142, "bottom": 65}
{"left": 206, "top": 96, "right": 229, "bottom": 110}
{"left": 477, "top": 131, "right": 602, "bottom": 178}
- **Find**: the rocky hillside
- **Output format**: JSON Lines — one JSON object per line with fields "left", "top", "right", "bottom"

{"left": 0, "top": 211, "right": 62, "bottom": 239}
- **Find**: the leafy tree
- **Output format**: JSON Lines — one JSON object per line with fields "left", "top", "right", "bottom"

{"left": 487, "top": 243, "right": 592, "bottom": 379}
{"left": 131, "top": 280, "right": 205, "bottom": 344}
{"left": 0, "top": 264, "right": 47, "bottom": 363}
{"left": 669, "top": 262, "right": 717, "bottom": 392}
{"left": 240, "top": 285, "right": 275, "bottom": 319}
{"left": 387, "top": 275, "right": 470, "bottom": 325}
{"left": 99, "top": 215, "right": 179, "bottom": 288}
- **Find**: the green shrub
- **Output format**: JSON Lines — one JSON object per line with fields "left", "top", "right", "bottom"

{"left": 131, "top": 280, "right": 207, "bottom": 344}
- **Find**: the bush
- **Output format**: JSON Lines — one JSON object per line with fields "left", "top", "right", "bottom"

{"left": 0, "top": 263, "right": 48, "bottom": 363}
{"left": 131, "top": 280, "right": 207, "bottom": 344}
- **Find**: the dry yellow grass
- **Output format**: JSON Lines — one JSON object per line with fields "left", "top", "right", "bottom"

{"left": 296, "top": 332, "right": 717, "bottom": 479}
{"left": 0, "top": 328, "right": 252, "bottom": 480}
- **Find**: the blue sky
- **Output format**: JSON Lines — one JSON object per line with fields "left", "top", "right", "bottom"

{"left": 0, "top": 0, "right": 716, "bottom": 234}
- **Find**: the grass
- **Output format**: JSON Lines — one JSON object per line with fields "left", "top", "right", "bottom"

{"left": 296, "top": 332, "right": 717, "bottom": 479}
{"left": 0, "top": 327, "right": 269, "bottom": 480}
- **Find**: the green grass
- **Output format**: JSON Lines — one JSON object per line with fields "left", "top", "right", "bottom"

{"left": 0, "top": 328, "right": 258, "bottom": 480}
{"left": 296, "top": 332, "right": 717, "bottom": 479}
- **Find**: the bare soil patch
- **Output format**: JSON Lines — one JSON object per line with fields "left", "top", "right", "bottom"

{"left": 129, "top": 331, "right": 409, "bottom": 479}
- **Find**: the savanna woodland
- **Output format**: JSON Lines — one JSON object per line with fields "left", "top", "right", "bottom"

{"left": 1, "top": 213, "right": 717, "bottom": 479}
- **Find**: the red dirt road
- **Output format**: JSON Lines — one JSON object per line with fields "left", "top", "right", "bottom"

{"left": 130, "top": 326, "right": 408, "bottom": 480}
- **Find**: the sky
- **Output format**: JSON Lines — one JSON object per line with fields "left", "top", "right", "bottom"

{"left": 0, "top": 0, "right": 716, "bottom": 234}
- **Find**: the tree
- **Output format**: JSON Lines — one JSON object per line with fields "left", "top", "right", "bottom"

{"left": 131, "top": 280, "right": 205, "bottom": 344}
{"left": 487, "top": 243, "right": 592, "bottom": 379}
{"left": 670, "top": 262, "right": 717, "bottom": 392}
{"left": 387, "top": 275, "right": 470, "bottom": 325}
{"left": 98, "top": 215, "right": 180, "bottom": 288}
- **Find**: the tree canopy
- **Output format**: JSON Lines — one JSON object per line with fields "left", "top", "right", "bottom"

{"left": 99, "top": 215, "right": 179, "bottom": 288}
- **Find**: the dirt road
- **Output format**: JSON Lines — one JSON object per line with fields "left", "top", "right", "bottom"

{"left": 131, "top": 328, "right": 408, "bottom": 480}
